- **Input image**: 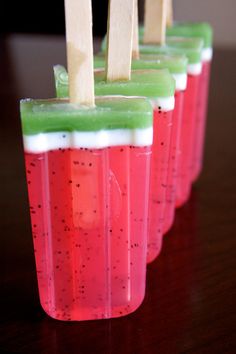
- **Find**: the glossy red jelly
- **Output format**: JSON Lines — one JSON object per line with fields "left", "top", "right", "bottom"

{"left": 25, "top": 146, "right": 151, "bottom": 321}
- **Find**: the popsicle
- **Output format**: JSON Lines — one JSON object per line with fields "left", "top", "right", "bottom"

{"left": 167, "top": 22, "right": 213, "bottom": 181}
{"left": 54, "top": 65, "right": 175, "bottom": 262}
{"left": 92, "top": 51, "right": 187, "bottom": 234}
{"left": 131, "top": 57, "right": 187, "bottom": 234}
{"left": 55, "top": 0, "right": 177, "bottom": 260}
{"left": 20, "top": 0, "right": 154, "bottom": 321}
{"left": 21, "top": 96, "right": 154, "bottom": 321}
{"left": 101, "top": 5, "right": 203, "bottom": 208}
{"left": 137, "top": 36, "right": 203, "bottom": 207}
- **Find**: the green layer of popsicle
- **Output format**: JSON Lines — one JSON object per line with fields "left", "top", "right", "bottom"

{"left": 139, "top": 38, "right": 203, "bottom": 64}
{"left": 166, "top": 23, "right": 213, "bottom": 48}
{"left": 54, "top": 65, "right": 175, "bottom": 99}
{"left": 20, "top": 97, "right": 153, "bottom": 135}
{"left": 139, "top": 23, "right": 213, "bottom": 48}
{"left": 101, "top": 35, "right": 203, "bottom": 64}
{"left": 94, "top": 53, "right": 188, "bottom": 74}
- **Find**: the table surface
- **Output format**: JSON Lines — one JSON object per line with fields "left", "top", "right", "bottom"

{"left": 1, "top": 34, "right": 236, "bottom": 354}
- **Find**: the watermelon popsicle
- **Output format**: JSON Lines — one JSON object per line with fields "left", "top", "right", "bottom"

{"left": 167, "top": 22, "right": 213, "bottom": 181}
{"left": 131, "top": 55, "right": 187, "bottom": 234}
{"left": 137, "top": 36, "right": 203, "bottom": 207}
{"left": 54, "top": 66, "right": 175, "bottom": 263}
{"left": 93, "top": 52, "right": 188, "bottom": 234}
{"left": 20, "top": 96, "right": 153, "bottom": 321}
{"left": 20, "top": 0, "right": 155, "bottom": 321}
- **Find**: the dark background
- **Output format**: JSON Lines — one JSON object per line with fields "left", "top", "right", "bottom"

{"left": 0, "top": 0, "right": 108, "bottom": 36}
{"left": 0, "top": 1, "right": 144, "bottom": 37}
{"left": 0, "top": 1, "right": 107, "bottom": 36}
{"left": 0, "top": 0, "right": 145, "bottom": 37}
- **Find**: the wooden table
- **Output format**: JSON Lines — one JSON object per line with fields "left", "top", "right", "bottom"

{"left": 1, "top": 35, "right": 236, "bottom": 354}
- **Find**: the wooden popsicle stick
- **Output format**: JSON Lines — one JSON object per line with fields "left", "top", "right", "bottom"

{"left": 166, "top": 0, "right": 173, "bottom": 27}
{"left": 64, "top": 0, "right": 95, "bottom": 106}
{"left": 106, "top": 0, "right": 135, "bottom": 81}
{"left": 143, "top": 0, "right": 168, "bottom": 45}
{"left": 132, "top": 0, "right": 140, "bottom": 59}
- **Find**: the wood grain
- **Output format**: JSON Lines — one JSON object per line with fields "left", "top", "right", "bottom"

{"left": 64, "top": 0, "right": 94, "bottom": 105}
{"left": 166, "top": 0, "right": 173, "bottom": 27}
{"left": 106, "top": 0, "right": 135, "bottom": 81}
{"left": 132, "top": 0, "right": 140, "bottom": 59}
{"left": 143, "top": 0, "right": 167, "bottom": 45}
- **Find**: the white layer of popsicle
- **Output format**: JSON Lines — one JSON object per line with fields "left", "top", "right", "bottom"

{"left": 23, "top": 127, "right": 153, "bottom": 153}
{"left": 202, "top": 47, "right": 213, "bottom": 62}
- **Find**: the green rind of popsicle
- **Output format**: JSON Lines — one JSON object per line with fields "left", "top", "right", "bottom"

{"left": 20, "top": 97, "right": 153, "bottom": 136}
{"left": 54, "top": 65, "right": 175, "bottom": 100}
{"left": 167, "top": 23, "right": 213, "bottom": 48}
{"left": 101, "top": 34, "right": 203, "bottom": 64}
{"left": 139, "top": 24, "right": 213, "bottom": 48}
{"left": 94, "top": 54, "right": 188, "bottom": 74}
